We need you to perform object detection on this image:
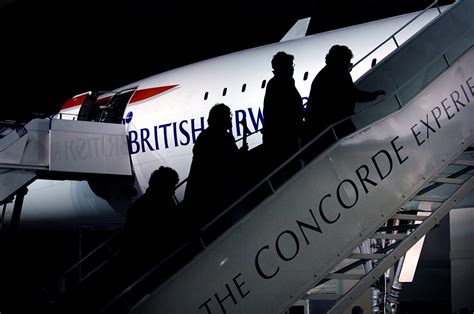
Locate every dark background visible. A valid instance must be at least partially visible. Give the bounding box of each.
[2,0,452,120]
[2,1,455,313]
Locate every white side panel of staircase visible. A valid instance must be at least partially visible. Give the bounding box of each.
[133,48,473,314]
[0,133,28,164]
[21,120,50,166]
[353,0,474,128]
[49,120,132,175]
[0,119,50,167]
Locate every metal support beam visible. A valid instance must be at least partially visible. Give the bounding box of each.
[327,177,474,314]
[9,187,28,233]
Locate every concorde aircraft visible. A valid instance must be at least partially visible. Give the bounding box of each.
[1,5,449,229]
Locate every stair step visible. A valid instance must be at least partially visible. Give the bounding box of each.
[450,160,474,167]
[347,253,385,260]
[371,233,407,240]
[325,273,364,280]
[431,177,465,184]
[302,293,340,300]
[392,213,430,221]
[411,195,447,202]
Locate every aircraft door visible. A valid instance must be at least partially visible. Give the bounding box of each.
[98,89,135,124]
[77,92,100,121]
[77,89,136,124]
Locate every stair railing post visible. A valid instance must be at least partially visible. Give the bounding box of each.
[9,187,28,233]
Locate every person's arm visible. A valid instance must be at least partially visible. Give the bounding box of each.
[355,88,385,102]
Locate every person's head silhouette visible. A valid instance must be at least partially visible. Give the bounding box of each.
[271,51,294,77]
[351,305,364,314]
[147,166,179,194]
[208,103,232,130]
[326,45,354,71]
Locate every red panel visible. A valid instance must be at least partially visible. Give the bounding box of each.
[129,85,178,104]
[61,92,89,110]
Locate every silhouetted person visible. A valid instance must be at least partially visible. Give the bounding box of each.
[305,45,385,143]
[184,103,248,230]
[262,51,304,184]
[123,166,180,263]
[62,167,180,314]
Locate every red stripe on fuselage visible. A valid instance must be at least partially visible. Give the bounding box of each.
[61,93,89,110]
[60,85,178,110]
[129,85,178,104]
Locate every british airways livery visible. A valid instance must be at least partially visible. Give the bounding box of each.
[0,5,451,227]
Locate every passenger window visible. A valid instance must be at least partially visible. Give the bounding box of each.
[303,72,309,81]
[261,80,266,89]
[222,88,227,96]
[241,84,246,92]
[204,92,209,100]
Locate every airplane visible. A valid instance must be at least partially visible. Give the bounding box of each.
[1,4,450,230]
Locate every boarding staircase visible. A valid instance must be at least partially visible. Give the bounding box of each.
[298,147,473,313]
[0,117,132,228]
[55,1,474,313]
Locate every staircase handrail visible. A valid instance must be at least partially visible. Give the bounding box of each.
[64,229,123,277]
[352,0,441,70]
